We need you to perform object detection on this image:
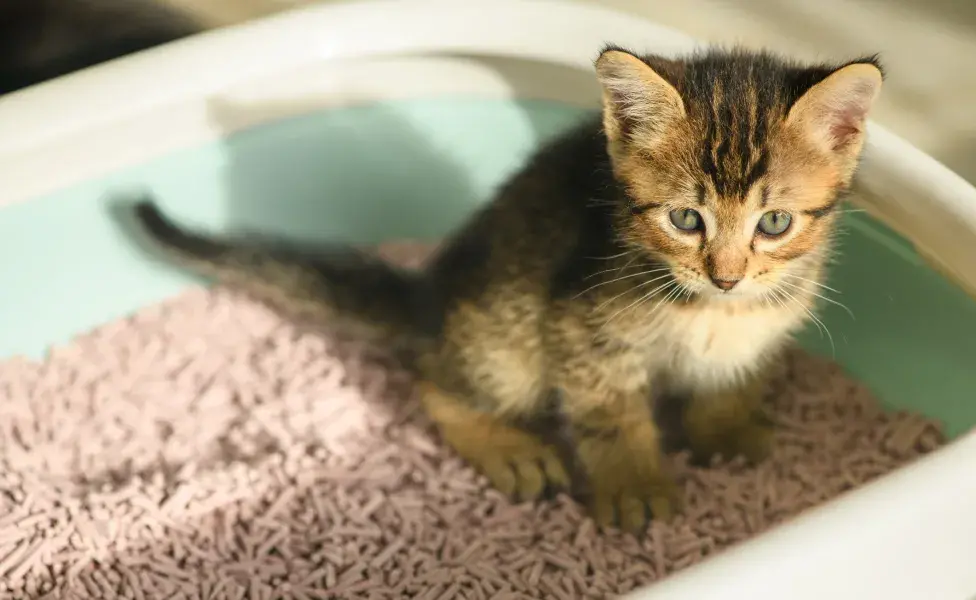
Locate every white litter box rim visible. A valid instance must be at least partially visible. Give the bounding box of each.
[1,1,975,598]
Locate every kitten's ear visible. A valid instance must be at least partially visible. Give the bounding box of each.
[786,61,883,161]
[595,49,685,145]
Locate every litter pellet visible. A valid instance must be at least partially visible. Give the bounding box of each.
[0,242,949,599]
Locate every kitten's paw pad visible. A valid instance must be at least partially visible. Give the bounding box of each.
[691,420,774,465]
[589,470,682,532]
[445,427,570,502]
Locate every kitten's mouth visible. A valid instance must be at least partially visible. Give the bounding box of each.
[694,281,762,302]
[669,269,765,303]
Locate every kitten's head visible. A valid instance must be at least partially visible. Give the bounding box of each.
[596,46,883,301]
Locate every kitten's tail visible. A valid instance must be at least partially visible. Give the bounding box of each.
[118,198,437,348]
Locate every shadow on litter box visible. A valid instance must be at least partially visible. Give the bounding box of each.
[204,95,481,245]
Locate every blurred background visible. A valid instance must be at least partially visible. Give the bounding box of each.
[3,0,974,183]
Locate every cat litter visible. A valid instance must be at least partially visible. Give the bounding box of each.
[0,243,944,599]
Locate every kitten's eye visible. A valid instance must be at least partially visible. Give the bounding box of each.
[757,210,792,236]
[669,209,703,232]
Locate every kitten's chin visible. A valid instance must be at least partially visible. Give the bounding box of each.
[701,289,748,303]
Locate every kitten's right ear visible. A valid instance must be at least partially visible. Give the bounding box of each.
[786,60,883,164]
[595,49,685,145]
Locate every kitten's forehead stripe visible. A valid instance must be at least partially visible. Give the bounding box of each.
[644,48,878,203]
[692,59,774,200]
[701,81,724,188]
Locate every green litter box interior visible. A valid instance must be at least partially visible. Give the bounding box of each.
[2,97,974,438]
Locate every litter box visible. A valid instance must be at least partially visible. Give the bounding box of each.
[1,0,975,597]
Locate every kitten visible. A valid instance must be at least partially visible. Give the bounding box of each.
[119,46,883,532]
[0,0,199,95]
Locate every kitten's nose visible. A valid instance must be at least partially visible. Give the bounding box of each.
[710,276,740,291]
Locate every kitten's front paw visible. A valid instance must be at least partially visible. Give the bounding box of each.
[589,467,682,533]
[420,382,571,502]
[442,423,571,502]
[576,425,682,532]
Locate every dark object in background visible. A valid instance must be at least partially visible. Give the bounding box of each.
[0,0,201,96]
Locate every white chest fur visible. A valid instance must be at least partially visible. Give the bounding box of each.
[655,301,807,391]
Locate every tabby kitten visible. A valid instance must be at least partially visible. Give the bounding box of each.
[120,46,883,532]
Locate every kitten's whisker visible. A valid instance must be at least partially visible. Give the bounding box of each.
[770,286,810,329]
[676,282,694,303]
[577,268,673,301]
[780,273,842,295]
[653,284,684,313]
[583,254,642,280]
[599,279,677,331]
[645,281,684,317]
[779,280,855,320]
[581,260,667,283]
[768,287,789,312]
[643,281,686,320]
[592,272,674,311]
[777,286,836,357]
[587,250,637,261]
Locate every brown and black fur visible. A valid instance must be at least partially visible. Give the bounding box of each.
[120,46,884,532]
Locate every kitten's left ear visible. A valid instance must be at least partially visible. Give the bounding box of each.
[595,48,685,145]
[786,61,883,162]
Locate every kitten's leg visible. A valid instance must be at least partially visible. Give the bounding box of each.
[418,381,570,501]
[415,294,570,502]
[563,383,681,532]
[683,374,774,465]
